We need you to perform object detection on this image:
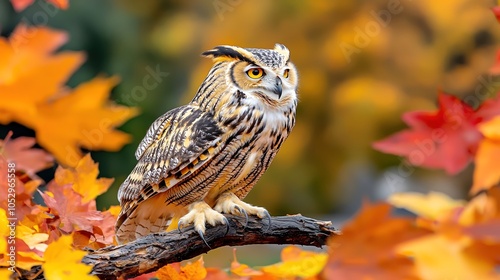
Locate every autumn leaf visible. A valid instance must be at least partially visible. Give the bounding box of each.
[0,152,43,220]
[389,189,500,279]
[11,239,45,270]
[230,249,263,277]
[0,269,12,279]
[0,25,83,126]
[105,205,121,219]
[0,132,54,177]
[388,192,466,221]
[156,258,207,280]
[16,222,49,252]
[35,77,139,167]
[55,154,114,202]
[397,234,498,279]
[0,209,9,255]
[0,25,138,167]
[260,246,327,279]
[10,0,68,11]
[472,116,500,194]
[373,92,484,174]
[461,188,500,225]
[43,235,98,280]
[322,203,429,279]
[39,183,102,233]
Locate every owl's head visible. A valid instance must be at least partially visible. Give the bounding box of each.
[202,44,298,107]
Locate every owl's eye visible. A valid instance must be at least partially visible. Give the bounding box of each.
[283,69,290,78]
[246,68,265,79]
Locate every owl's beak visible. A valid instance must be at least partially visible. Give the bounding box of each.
[273,77,283,99]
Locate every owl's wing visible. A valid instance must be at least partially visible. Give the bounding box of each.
[117,105,223,213]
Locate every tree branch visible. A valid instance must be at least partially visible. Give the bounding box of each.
[17,214,338,280]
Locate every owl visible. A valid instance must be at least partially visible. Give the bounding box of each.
[115,44,298,244]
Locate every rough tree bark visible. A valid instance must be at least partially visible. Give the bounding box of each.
[16,214,339,280]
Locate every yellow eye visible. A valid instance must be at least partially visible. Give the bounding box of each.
[246,68,264,79]
[283,69,290,78]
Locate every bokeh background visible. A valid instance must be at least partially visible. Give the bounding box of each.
[2,0,500,266]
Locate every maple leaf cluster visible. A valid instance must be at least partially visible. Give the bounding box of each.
[0,24,139,167]
[0,136,116,279]
[373,92,500,194]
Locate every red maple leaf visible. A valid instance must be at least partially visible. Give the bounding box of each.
[39,182,104,234]
[373,92,484,174]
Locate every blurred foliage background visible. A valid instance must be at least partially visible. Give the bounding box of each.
[1,0,500,264]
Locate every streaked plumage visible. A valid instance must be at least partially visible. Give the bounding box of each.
[115,44,298,244]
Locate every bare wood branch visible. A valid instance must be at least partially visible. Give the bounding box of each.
[17,214,338,280]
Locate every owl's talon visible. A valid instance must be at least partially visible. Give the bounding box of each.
[214,192,270,231]
[177,201,227,247]
[263,210,271,231]
[197,229,211,249]
[234,205,249,228]
[222,216,230,235]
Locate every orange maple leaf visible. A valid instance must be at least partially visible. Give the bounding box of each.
[322,202,429,280]
[0,25,138,167]
[0,25,83,126]
[389,189,500,279]
[10,0,68,11]
[472,116,500,194]
[35,76,139,167]
[55,154,113,202]
[156,258,207,280]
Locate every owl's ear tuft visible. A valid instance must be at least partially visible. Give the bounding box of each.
[202,46,254,64]
[274,43,290,62]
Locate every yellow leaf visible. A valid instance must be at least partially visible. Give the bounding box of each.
[16,250,45,270]
[55,154,114,202]
[397,234,498,280]
[105,205,121,219]
[0,268,12,279]
[43,235,98,280]
[156,257,207,280]
[388,192,465,220]
[459,188,500,225]
[260,246,327,278]
[16,223,48,252]
[0,209,9,254]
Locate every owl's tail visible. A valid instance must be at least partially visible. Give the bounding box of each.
[115,193,176,244]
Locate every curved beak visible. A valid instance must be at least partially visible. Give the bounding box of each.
[273,77,283,99]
